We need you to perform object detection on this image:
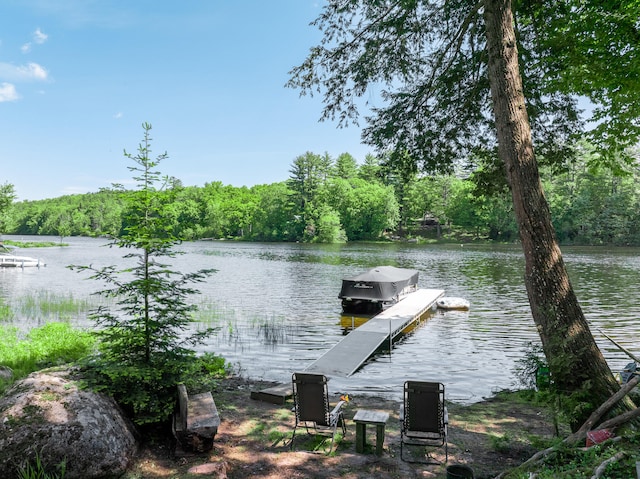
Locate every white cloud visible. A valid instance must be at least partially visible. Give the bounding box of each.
[21,29,48,54]
[114,112,123,119]
[33,28,48,44]
[0,83,20,102]
[0,62,49,82]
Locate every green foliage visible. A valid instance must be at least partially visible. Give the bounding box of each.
[0,297,12,321]
[317,177,399,241]
[333,152,358,179]
[307,204,347,243]
[0,182,16,234]
[17,453,66,479]
[249,182,297,241]
[543,142,640,245]
[514,342,549,390]
[513,342,605,434]
[14,291,93,321]
[504,433,640,478]
[0,323,95,394]
[4,142,640,245]
[2,240,63,248]
[287,151,332,212]
[25,323,95,367]
[9,189,124,237]
[521,1,640,163]
[81,352,228,425]
[71,123,222,425]
[488,432,513,453]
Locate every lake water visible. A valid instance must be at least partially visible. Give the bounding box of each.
[1,236,639,404]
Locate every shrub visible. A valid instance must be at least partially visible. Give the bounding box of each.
[71,123,223,425]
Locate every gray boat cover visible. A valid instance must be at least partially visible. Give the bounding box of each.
[338,266,419,302]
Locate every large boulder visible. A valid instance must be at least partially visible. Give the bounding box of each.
[0,368,138,478]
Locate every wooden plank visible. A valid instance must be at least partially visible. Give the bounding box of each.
[250,383,293,405]
[306,289,444,377]
[353,409,390,425]
[187,392,220,431]
[175,383,189,432]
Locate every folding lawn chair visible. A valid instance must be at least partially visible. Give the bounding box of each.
[400,380,448,464]
[290,372,346,452]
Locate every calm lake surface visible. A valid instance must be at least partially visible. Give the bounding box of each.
[2,236,639,403]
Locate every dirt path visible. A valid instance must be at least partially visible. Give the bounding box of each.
[126,377,562,479]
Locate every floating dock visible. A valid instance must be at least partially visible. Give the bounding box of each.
[305,288,444,378]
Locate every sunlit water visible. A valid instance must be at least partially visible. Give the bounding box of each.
[1,236,639,404]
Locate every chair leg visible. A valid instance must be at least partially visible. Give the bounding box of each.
[329,419,340,453]
[327,413,346,454]
[290,422,298,450]
[329,425,336,453]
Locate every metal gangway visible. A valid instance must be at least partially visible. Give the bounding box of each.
[305,288,445,377]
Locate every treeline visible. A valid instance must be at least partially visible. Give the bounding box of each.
[4,149,640,245]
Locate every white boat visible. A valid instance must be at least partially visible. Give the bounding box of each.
[0,244,44,268]
[436,297,470,311]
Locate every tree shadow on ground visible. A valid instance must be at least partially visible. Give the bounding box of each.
[124,378,564,479]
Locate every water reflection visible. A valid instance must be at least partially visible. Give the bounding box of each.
[1,236,639,403]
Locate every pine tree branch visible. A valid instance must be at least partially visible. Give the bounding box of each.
[415,1,484,109]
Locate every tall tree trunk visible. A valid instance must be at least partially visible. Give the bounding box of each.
[482,0,627,430]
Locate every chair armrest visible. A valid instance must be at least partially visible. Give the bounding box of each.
[329,400,346,426]
[331,400,346,416]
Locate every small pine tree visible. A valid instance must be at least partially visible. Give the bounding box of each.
[71,123,220,424]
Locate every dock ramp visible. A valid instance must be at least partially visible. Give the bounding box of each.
[305,288,444,377]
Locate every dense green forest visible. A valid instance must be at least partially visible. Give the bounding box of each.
[2,145,640,245]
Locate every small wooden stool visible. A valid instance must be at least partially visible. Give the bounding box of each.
[353,409,389,455]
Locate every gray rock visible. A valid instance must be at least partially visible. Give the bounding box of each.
[0,365,13,380]
[0,368,138,478]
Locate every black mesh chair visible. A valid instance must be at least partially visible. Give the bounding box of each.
[400,381,448,463]
[290,372,346,452]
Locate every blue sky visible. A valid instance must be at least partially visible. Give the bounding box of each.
[0,1,373,201]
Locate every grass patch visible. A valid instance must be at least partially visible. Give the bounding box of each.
[489,432,513,452]
[192,300,227,325]
[0,298,12,322]
[14,291,94,321]
[3,240,66,248]
[17,453,66,479]
[0,322,95,393]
